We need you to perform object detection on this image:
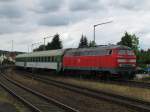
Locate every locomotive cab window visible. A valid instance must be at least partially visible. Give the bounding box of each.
[108,50,112,55]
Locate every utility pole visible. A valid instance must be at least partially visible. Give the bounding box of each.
[11,40,14,52]
[93,21,113,44]
[31,42,43,52]
[43,35,53,51]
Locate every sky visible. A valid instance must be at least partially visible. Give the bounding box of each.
[0,0,150,52]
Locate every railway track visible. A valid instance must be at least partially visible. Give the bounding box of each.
[21,70,150,90]
[0,73,79,112]
[9,71,150,112]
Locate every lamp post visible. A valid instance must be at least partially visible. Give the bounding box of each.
[43,36,53,51]
[93,21,113,45]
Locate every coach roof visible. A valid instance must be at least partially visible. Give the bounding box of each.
[16,49,65,58]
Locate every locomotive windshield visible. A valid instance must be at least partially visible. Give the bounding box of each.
[118,50,134,55]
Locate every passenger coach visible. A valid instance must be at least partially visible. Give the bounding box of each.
[15,49,65,72]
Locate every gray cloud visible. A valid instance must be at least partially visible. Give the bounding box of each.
[69,0,102,11]
[33,0,63,13]
[0,0,150,51]
[0,18,37,34]
[0,1,25,18]
[0,5,23,18]
[38,10,93,27]
[0,0,15,2]
[38,13,69,26]
[107,0,149,11]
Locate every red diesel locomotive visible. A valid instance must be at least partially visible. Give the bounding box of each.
[63,45,136,79]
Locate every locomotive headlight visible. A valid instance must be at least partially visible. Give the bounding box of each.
[132,64,136,67]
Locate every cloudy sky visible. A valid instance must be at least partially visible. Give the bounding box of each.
[0,0,150,52]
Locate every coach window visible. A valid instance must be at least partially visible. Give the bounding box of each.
[53,57,55,62]
[51,56,54,62]
[47,57,50,62]
[43,57,45,62]
[54,57,56,62]
[36,57,38,62]
[44,57,46,62]
[45,57,47,62]
[46,57,48,62]
[38,57,40,62]
[46,57,49,62]
[51,56,53,62]
[40,57,42,62]
[49,57,51,62]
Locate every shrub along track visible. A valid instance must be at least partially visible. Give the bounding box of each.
[5,70,150,112]
[0,73,79,112]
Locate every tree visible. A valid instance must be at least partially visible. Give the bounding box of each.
[78,35,89,48]
[132,34,139,51]
[117,32,139,51]
[46,34,62,50]
[33,33,63,51]
[89,41,96,47]
[33,45,45,52]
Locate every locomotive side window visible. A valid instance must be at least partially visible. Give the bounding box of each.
[118,50,126,55]
[118,50,134,55]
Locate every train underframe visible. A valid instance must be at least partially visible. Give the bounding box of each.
[15,65,136,80]
[62,67,136,80]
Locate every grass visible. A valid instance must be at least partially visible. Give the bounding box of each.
[46,76,150,102]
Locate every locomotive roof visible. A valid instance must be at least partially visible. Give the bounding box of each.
[97,45,131,49]
[16,49,65,58]
[66,45,131,52]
